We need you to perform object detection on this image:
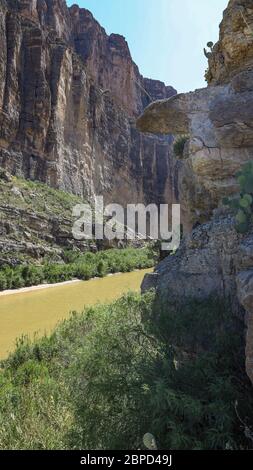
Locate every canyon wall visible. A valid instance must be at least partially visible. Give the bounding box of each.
[137,0,253,385]
[0,0,176,206]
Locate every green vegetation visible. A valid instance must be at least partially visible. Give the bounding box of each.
[0,292,252,450]
[173,136,188,159]
[223,161,253,233]
[0,247,156,291]
[0,174,82,217]
[0,172,87,265]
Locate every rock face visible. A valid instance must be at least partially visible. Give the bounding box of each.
[137,0,253,384]
[0,170,86,265]
[137,81,253,231]
[0,0,176,207]
[70,5,175,117]
[142,213,248,312]
[206,0,253,86]
[138,2,253,231]
[141,211,253,384]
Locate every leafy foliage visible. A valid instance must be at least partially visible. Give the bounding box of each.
[0,247,156,291]
[0,293,252,450]
[173,136,188,159]
[223,161,253,233]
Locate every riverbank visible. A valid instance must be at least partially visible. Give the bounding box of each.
[0,269,150,297]
[0,246,157,292]
[0,268,153,360]
[1,289,252,450]
[0,279,82,297]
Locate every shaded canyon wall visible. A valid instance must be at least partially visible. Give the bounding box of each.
[0,0,176,207]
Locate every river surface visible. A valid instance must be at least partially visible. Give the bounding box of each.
[0,269,152,360]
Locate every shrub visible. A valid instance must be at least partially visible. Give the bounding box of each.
[173,136,188,159]
[21,266,44,287]
[73,264,95,280]
[69,295,253,450]
[11,273,25,289]
[0,247,155,291]
[223,160,253,233]
[1,292,252,450]
[97,260,107,277]
[0,273,7,291]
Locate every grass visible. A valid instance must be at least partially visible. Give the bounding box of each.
[0,175,82,217]
[0,292,252,450]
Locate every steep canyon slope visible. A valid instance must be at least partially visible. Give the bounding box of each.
[0,0,176,206]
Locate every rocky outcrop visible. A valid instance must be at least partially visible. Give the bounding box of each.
[142,213,247,311]
[138,1,253,231]
[141,210,253,384]
[206,0,253,86]
[137,80,253,231]
[0,0,176,208]
[0,171,88,265]
[70,5,175,117]
[137,0,253,384]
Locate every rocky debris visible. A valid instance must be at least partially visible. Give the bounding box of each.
[0,0,176,209]
[0,239,63,265]
[0,169,12,183]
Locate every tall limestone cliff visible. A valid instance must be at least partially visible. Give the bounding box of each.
[137,0,253,385]
[0,0,176,207]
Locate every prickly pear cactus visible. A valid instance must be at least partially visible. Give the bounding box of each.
[143,433,158,450]
[223,161,253,234]
[204,41,214,59]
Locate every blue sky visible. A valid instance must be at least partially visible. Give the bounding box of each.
[67,0,228,93]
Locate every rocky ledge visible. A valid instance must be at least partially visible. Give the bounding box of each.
[137,0,253,385]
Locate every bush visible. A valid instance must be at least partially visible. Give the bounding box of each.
[0,247,156,291]
[73,264,95,280]
[11,273,25,289]
[97,260,107,277]
[173,136,189,159]
[223,160,253,233]
[0,273,7,291]
[1,293,253,450]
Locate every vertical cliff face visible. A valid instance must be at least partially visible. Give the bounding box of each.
[137,0,253,385]
[206,0,253,86]
[0,0,176,206]
[138,0,253,231]
[69,5,175,116]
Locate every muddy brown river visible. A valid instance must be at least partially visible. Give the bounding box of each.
[0,269,152,360]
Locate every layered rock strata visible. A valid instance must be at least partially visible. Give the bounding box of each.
[0,0,176,207]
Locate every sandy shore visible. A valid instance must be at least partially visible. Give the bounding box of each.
[0,271,133,298]
[0,279,82,297]
[0,269,152,298]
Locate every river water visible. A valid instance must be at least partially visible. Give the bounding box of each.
[0,269,152,359]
